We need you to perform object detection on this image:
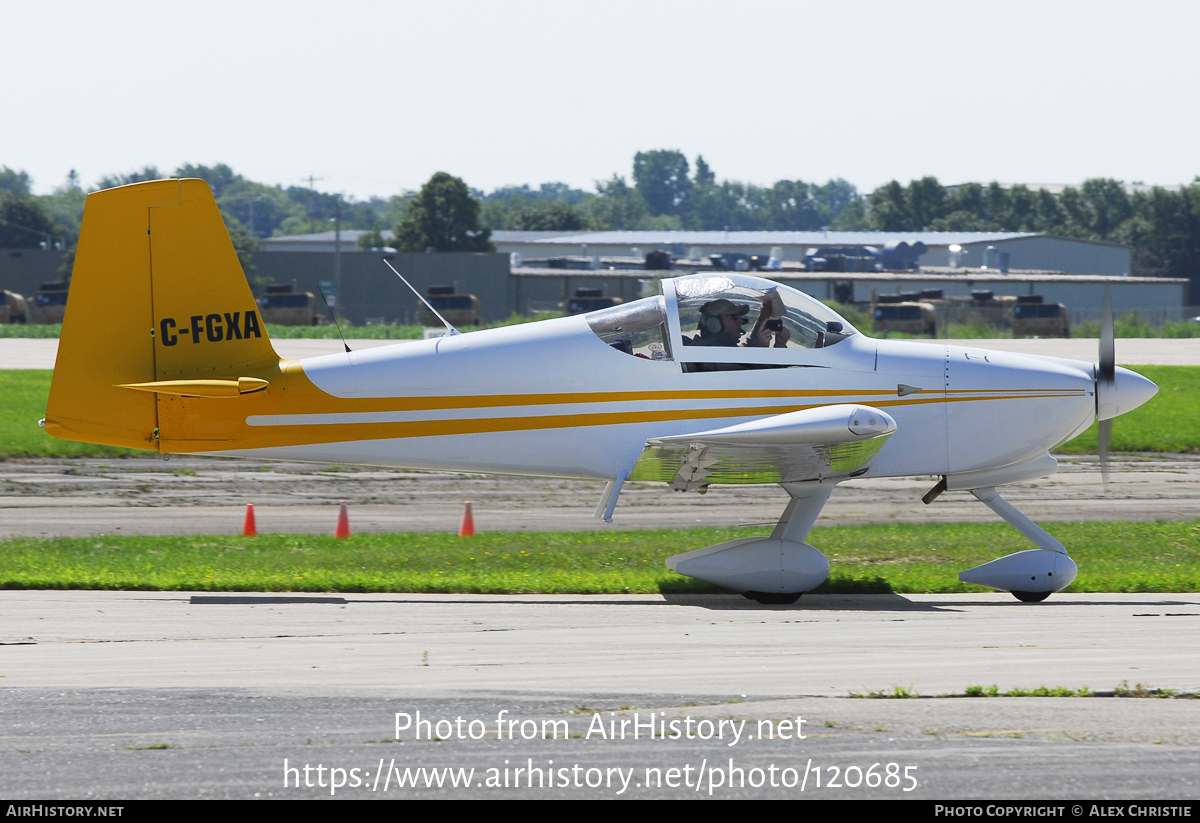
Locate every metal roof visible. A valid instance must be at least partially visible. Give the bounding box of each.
[490,231,588,242]
[502,231,1038,246]
[510,267,1185,285]
[260,229,389,245]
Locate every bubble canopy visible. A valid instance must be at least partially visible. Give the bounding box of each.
[668,273,857,351]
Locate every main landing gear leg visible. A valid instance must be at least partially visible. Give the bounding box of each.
[746,481,836,604]
[665,481,836,605]
[959,486,1078,602]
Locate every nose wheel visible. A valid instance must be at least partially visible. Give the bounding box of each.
[744,591,803,605]
[1010,590,1052,603]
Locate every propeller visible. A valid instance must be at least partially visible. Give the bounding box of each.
[1096,287,1115,491]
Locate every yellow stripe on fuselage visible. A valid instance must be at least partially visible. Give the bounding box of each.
[156,357,1088,452]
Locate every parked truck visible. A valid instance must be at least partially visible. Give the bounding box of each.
[872,289,1069,337]
[30,283,69,324]
[421,285,481,327]
[0,290,28,324]
[566,287,624,315]
[1011,295,1071,337]
[871,290,939,335]
[257,283,322,326]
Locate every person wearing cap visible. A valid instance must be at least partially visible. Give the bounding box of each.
[686,298,790,349]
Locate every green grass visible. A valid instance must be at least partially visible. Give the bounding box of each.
[0,371,144,457]
[0,520,1195,593]
[873,314,1200,340]
[264,323,427,339]
[851,685,919,699]
[1075,315,1200,339]
[0,324,62,338]
[876,322,1015,340]
[869,684,1196,699]
[3,365,1196,458]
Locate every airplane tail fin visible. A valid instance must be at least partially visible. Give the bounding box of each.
[45,179,280,451]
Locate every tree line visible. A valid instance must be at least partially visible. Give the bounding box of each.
[2,153,1198,295]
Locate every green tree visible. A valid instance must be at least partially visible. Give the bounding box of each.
[945,183,985,220]
[581,176,647,230]
[1004,185,1038,231]
[394,172,493,252]
[97,166,163,189]
[906,176,947,230]
[356,227,389,250]
[929,210,992,231]
[867,181,912,230]
[633,150,692,216]
[1134,183,1200,300]
[174,163,240,198]
[37,171,88,248]
[509,200,593,231]
[1076,178,1134,240]
[0,166,33,195]
[0,191,58,248]
[222,214,260,282]
[763,180,819,230]
[828,197,869,229]
[812,179,861,227]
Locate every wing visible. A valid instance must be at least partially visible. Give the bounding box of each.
[629,404,897,491]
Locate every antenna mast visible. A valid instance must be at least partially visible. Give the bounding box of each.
[382,259,459,337]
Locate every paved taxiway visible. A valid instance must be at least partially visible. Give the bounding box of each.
[1,452,1196,537]
[2,591,1199,798]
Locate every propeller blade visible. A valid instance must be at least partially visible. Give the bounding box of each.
[1098,286,1115,382]
[1098,417,1111,493]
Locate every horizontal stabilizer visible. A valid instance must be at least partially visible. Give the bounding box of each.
[116,377,269,398]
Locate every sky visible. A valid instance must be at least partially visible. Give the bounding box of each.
[3,0,1198,201]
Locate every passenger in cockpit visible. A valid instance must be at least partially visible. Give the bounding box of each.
[685,298,790,349]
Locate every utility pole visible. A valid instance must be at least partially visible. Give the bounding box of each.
[334,196,342,318]
[302,174,323,234]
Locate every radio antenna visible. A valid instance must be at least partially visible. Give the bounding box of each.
[382,259,459,336]
[316,287,351,353]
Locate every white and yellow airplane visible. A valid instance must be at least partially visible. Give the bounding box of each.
[43,179,1158,603]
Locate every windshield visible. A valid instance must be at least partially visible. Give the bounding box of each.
[586,295,673,361]
[672,274,855,350]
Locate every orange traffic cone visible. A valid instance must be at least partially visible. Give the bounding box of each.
[242,504,257,537]
[335,500,351,539]
[458,501,475,537]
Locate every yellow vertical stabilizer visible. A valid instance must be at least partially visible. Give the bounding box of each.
[45,179,280,451]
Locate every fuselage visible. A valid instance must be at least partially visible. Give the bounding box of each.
[215,275,1110,485]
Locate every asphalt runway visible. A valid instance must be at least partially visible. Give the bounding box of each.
[2,591,1198,799]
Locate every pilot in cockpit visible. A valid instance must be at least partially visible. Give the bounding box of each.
[685,297,791,349]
